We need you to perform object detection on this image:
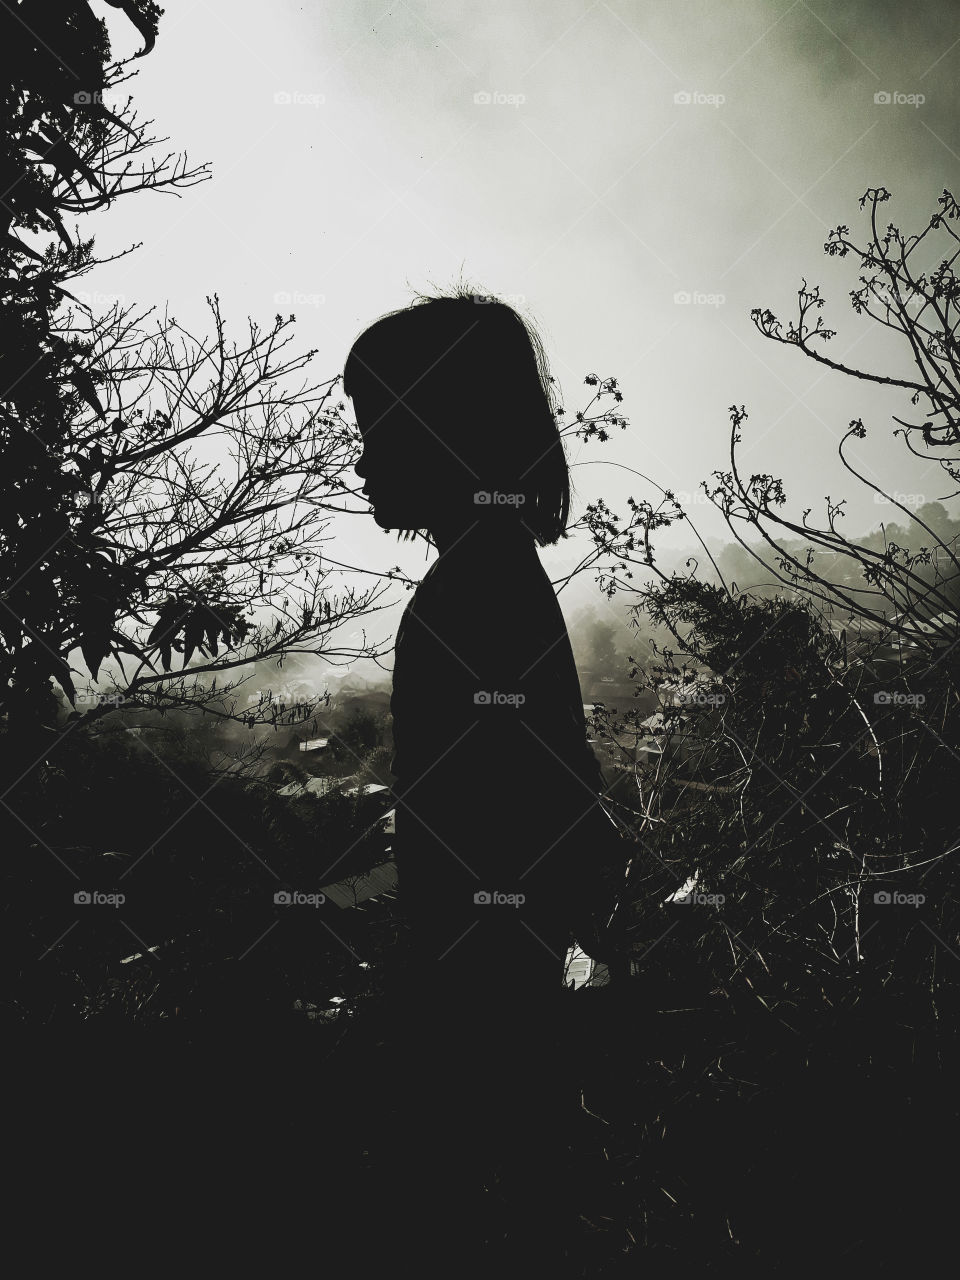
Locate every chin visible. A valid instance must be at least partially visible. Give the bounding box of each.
[373,507,422,532]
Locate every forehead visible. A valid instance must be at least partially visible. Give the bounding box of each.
[354,394,424,446]
[349,365,408,414]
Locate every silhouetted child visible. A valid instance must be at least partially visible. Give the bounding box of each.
[345,290,610,1264]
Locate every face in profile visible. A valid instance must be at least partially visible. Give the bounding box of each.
[352,386,472,534]
[345,294,570,547]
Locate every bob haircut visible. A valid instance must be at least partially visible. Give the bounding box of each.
[343,290,570,546]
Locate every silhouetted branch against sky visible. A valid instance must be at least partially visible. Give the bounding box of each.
[5,0,960,698]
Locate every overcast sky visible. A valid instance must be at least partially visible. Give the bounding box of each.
[84,0,960,662]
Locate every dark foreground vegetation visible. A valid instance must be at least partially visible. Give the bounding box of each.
[5,621,956,1275]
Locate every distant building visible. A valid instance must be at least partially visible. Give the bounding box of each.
[578,667,642,711]
[636,710,705,766]
[340,782,391,798]
[829,614,952,669]
[657,673,723,707]
[903,610,956,648]
[564,944,610,989]
[319,857,398,908]
[277,775,348,800]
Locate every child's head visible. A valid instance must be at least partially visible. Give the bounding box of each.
[344,291,570,545]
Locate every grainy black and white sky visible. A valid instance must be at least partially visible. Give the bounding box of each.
[84,0,960,636]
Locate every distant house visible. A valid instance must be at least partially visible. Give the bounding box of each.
[637,711,679,756]
[277,775,347,800]
[657,673,723,708]
[578,667,639,709]
[319,857,398,908]
[298,737,330,754]
[276,775,395,806]
[564,944,610,989]
[905,610,956,648]
[830,613,955,668]
[340,782,390,798]
[635,730,665,765]
[588,732,640,775]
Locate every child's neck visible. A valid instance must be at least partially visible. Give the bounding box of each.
[430,510,531,556]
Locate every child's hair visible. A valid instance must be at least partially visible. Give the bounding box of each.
[343,289,570,546]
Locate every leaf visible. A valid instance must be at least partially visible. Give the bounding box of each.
[52,657,76,706]
[203,610,221,657]
[80,632,111,682]
[38,131,104,195]
[102,0,160,56]
[67,365,106,421]
[3,234,45,263]
[113,631,158,674]
[147,599,188,647]
[182,612,206,666]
